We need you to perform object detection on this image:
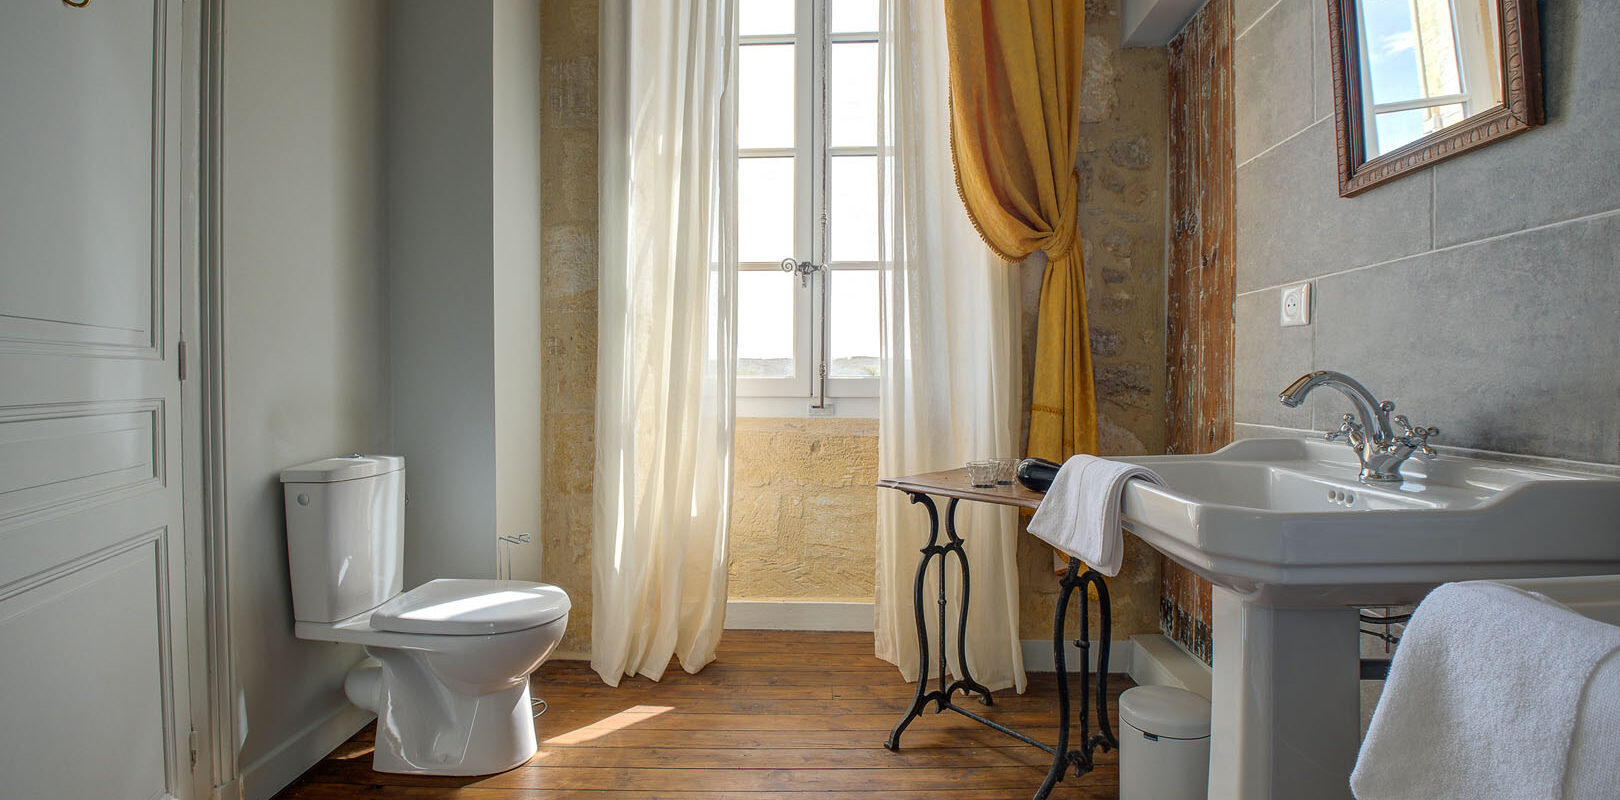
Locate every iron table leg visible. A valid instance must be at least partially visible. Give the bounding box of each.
[942,497,994,706]
[1033,558,1117,800]
[886,492,941,751]
[885,493,995,752]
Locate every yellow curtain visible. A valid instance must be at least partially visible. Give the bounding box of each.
[943,0,1097,465]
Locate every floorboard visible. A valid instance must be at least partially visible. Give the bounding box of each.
[274,630,1130,799]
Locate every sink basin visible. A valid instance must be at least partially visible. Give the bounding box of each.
[1117,437,1620,607]
[1113,437,1620,800]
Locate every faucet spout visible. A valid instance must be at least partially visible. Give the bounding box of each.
[1278,370,1393,442]
[1278,371,1437,484]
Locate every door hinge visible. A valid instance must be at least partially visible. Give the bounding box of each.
[818,362,828,379]
[178,340,188,382]
[189,727,199,769]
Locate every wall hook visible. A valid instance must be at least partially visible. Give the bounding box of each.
[62,0,90,7]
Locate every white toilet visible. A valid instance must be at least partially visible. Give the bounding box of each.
[281,454,569,776]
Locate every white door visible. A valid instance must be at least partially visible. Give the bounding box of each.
[0,2,193,798]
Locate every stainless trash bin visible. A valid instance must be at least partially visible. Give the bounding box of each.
[1119,685,1212,800]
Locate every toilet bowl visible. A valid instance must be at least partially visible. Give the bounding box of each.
[281,455,570,776]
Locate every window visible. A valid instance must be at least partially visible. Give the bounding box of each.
[735,0,882,417]
[1356,0,1503,157]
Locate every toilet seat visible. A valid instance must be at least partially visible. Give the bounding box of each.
[372,579,570,635]
[296,579,570,650]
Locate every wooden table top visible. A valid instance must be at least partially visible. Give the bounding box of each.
[875,468,1046,511]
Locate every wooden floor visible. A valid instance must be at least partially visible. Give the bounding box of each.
[275,630,1131,799]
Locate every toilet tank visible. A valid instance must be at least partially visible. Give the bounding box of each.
[280,454,406,623]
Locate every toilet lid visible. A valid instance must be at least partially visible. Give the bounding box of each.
[370,579,570,635]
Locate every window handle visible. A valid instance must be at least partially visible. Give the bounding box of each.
[780,257,823,288]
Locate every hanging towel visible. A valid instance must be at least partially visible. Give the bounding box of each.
[1351,581,1620,800]
[1025,454,1162,577]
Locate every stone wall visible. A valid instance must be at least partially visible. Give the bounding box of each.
[1015,0,1170,641]
[729,418,878,602]
[538,0,598,658]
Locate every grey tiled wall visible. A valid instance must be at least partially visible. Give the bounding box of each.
[1232,0,1620,464]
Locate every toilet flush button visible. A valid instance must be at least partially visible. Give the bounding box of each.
[297,493,311,506]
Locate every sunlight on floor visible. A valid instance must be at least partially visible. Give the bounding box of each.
[332,741,374,761]
[542,704,675,746]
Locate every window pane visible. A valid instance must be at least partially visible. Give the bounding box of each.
[1372,103,1466,156]
[829,42,878,147]
[828,270,880,378]
[737,271,796,377]
[740,44,795,149]
[1360,0,1462,106]
[830,0,879,33]
[829,155,878,262]
[738,157,795,263]
[740,0,795,36]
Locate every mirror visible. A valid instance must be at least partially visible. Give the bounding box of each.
[1325,0,1543,196]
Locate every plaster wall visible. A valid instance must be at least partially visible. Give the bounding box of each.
[386,0,500,585]
[1232,0,1619,465]
[387,0,545,587]
[219,0,389,788]
[492,0,546,581]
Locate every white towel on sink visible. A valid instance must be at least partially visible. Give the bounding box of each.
[1351,581,1620,800]
[1025,454,1163,577]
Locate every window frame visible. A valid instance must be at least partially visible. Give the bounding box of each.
[735,0,880,419]
[1356,0,1495,157]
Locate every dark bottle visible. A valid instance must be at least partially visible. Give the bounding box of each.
[1015,457,1063,493]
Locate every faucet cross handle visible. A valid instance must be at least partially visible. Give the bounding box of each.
[1392,414,1439,457]
[1325,413,1364,445]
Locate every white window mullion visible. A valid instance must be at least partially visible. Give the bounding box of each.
[789,0,817,403]
[808,0,831,409]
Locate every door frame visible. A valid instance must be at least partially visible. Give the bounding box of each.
[179,0,238,796]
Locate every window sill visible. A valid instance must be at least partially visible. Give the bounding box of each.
[735,395,878,419]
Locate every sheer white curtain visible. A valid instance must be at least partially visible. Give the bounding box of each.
[874,0,1027,692]
[593,0,738,687]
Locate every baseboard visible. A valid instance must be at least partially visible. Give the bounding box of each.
[238,702,373,800]
[1020,638,1134,674]
[725,600,874,632]
[1126,633,1212,698]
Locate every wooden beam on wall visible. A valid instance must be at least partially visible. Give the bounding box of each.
[1161,0,1235,662]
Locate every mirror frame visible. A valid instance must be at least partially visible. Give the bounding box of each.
[1325,0,1544,197]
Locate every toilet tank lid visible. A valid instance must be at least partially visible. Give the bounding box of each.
[1119,685,1212,739]
[280,454,404,483]
[371,579,571,635]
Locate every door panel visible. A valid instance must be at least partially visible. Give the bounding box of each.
[0,1,190,797]
[0,0,160,354]
[0,401,163,526]
[0,532,173,800]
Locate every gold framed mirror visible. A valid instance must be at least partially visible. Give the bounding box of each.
[1325,0,1543,197]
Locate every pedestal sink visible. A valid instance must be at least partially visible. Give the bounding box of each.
[1114,438,1620,800]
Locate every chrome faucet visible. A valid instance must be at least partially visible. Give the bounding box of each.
[1279,370,1438,483]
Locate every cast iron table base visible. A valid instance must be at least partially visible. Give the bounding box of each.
[879,485,1118,800]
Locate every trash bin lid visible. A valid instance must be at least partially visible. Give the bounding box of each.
[1119,685,1212,739]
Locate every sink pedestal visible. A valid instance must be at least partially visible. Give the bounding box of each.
[1209,588,1361,800]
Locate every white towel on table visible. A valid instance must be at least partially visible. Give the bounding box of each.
[1025,454,1162,577]
[1352,580,1620,800]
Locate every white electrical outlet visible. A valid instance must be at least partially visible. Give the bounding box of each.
[1280,282,1312,327]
